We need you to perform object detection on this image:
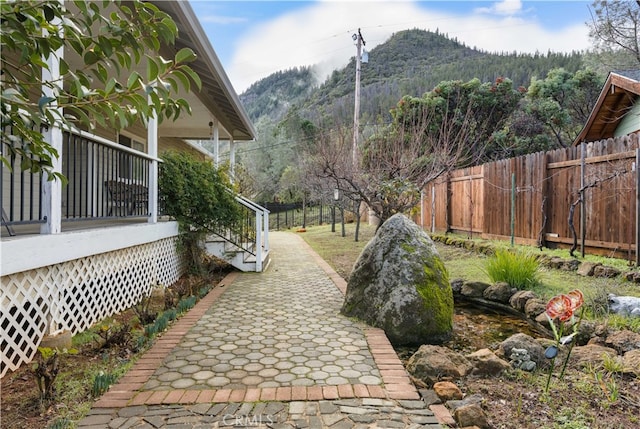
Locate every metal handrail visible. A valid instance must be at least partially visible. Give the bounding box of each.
[208,193,269,270]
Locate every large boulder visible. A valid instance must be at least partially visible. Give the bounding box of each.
[341,214,453,345]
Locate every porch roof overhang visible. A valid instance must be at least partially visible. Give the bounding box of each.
[61,0,256,143]
[154,1,256,142]
[573,71,640,145]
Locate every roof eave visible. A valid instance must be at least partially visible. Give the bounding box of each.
[162,1,257,141]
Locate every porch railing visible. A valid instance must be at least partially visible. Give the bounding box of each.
[62,130,151,220]
[209,193,270,271]
[2,128,154,233]
[0,125,45,228]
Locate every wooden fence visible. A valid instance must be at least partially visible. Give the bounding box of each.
[418,133,640,262]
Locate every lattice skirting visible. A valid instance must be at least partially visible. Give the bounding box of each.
[1,237,184,378]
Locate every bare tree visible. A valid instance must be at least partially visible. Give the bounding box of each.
[305,78,521,234]
[588,0,640,68]
[309,96,478,230]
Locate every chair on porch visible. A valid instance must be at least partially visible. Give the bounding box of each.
[105,180,148,216]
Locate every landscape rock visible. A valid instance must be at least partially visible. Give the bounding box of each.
[547,257,565,269]
[608,294,640,317]
[594,265,621,278]
[451,278,465,295]
[587,336,607,347]
[574,320,597,346]
[509,290,536,312]
[605,330,640,354]
[446,393,485,413]
[453,404,489,429]
[483,282,514,303]
[406,345,471,385]
[523,298,547,319]
[561,259,580,271]
[570,344,618,367]
[342,214,453,346]
[466,348,511,376]
[433,381,463,401]
[497,333,546,367]
[461,281,490,298]
[39,330,72,349]
[418,389,442,405]
[577,262,600,276]
[622,350,640,376]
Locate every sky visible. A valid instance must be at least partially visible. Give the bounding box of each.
[189,0,595,94]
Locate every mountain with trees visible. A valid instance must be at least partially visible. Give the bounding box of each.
[240,66,318,123]
[240,29,585,128]
[305,29,583,122]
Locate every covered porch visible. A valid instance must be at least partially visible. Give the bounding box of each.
[0,1,267,378]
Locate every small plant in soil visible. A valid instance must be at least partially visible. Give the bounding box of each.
[133,294,158,325]
[95,322,132,349]
[91,371,116,397]
[31,347,78,404]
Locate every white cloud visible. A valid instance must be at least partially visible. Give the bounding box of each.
[226,1,590,93]
[475,0,523,16]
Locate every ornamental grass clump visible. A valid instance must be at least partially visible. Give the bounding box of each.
[484,249,540,290]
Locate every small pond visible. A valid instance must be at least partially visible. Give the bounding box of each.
[396,304,543,359]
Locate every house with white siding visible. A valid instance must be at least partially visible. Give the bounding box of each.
[1,1,268,378]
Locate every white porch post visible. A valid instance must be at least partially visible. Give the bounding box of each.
[40,5,63,336]
[40,25,63,235]
[255,210,263,272]
[147,99,158,224]
[229,135,235,182]
[212,118,219,168]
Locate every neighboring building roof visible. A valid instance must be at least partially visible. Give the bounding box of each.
[574,70,640,144]
[155,1,256,142]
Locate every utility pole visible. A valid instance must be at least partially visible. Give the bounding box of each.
[352,28,365,170]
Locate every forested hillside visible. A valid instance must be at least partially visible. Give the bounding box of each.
[240,67,317,122]
[304,29,584,125]
[241,29,585,127]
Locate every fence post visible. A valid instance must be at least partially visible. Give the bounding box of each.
[636,148,639,267]
[580,142,586,258]
[431,184,436,233]
[511,173,515,247]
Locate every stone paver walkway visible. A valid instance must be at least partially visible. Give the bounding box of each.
[77,232,445,428]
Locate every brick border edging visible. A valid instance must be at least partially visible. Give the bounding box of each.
[93,271,239,408]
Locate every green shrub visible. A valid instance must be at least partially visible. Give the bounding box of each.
[485,249,540,290]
